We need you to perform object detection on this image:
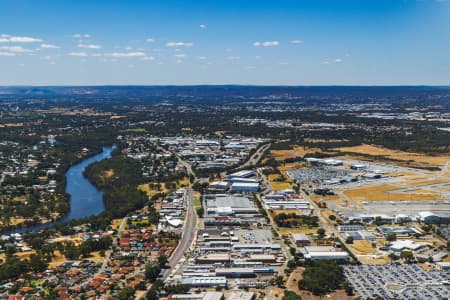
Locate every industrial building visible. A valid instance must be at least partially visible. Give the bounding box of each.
[204,195,259,216]
[418,211,450,223]
[230,182,260,192]
[181,276,227,287]
[300,246,349,261]
[291,234,312,247]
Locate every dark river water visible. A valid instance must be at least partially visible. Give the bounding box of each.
[6,146,115,234]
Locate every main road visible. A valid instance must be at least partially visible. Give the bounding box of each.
[153,142,199,280]
[162,187,197,279]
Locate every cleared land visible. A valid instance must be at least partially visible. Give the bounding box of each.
[138,183,168,197]
[267,173,292,190]
[342,184,442,202]
[334,144,450,168]
[268,146,322,161]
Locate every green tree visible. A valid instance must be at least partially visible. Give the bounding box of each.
[317,228,325,238]
[28,253,48,273]
[145,263,161,282]
[386,233,397,242]
[158,254,168,268]
[118,286,135,300]
[400,250,414,262]
[283,290,302,300]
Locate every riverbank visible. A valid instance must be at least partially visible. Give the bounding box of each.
[1,146,115,235]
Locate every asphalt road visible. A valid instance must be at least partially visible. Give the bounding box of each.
[241,143,271,168]
[162,187,197,280]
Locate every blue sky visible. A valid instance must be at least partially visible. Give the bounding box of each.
[0,0,449,85]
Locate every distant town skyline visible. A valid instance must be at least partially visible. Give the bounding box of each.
[1,0,449,85]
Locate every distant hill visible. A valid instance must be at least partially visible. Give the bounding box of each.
[0,85,449,98]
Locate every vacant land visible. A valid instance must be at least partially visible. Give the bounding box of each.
[138,183,167,197]
[267,173,292,190]
[335,144,450,168]
[343,184,442,202]
[348,240,377,255]
[286,267,354,300]
[269,146,322,161]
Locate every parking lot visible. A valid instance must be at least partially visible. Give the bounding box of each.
[286,166,351,184]
[343,264,450,300]
[437,225,450,240]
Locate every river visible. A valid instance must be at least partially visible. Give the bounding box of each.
[5,145,115,234]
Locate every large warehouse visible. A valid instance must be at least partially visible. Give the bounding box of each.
[205,195,259,216]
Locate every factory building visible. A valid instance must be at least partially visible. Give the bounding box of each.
[215,268,255,278]
[230,182,260,192]
[181,276,227,287]
[291,234,312,247]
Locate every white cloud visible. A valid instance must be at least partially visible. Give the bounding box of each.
[199,24,206,29]
[0,34,42,43]
[0,46,33,53]
[68,51,88,57]
[41,44,60,49]
[78,44,101,49]
[166,41,193,47]
[0,52,16,56]
[43,55,52,60]
[146,38,155,43]
[109,52,146,58]
[175,54,186,58]
[176,59,183,64]
[290,40,303,44]
[197,56,207,60]
[72,33,90,38]
[322,58,343,64]
[91,53,103,57]
[253,41,279,47]
[142,56,155,61]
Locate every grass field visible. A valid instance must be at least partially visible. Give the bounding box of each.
[271,209,302,216]
[193,194,202,210]
[342,184,442,201]
[268,146,322,161]
[334,144,450,167]
[267,174,292,190]
[176,177,190,188]
[348,240,377,255]
[278,162,308,172]
[278,227,323,235]
[138,183,168,197]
